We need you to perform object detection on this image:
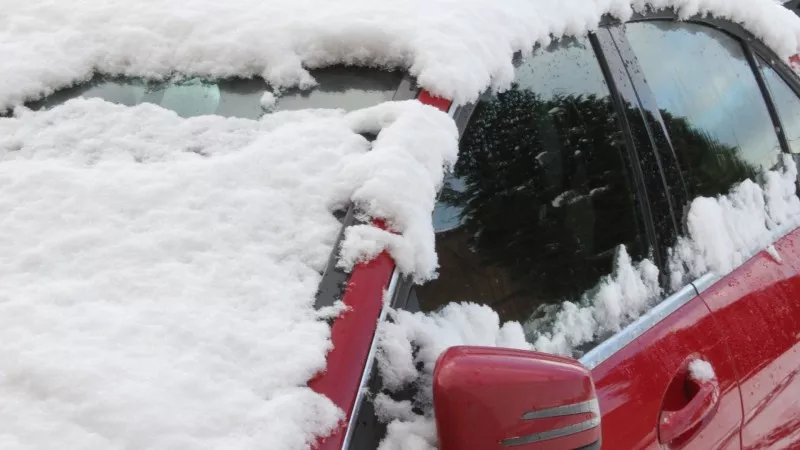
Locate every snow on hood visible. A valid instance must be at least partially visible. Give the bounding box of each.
[0,99,456,449]
[2,0,800,110]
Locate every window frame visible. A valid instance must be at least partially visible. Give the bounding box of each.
[584,11,800,368]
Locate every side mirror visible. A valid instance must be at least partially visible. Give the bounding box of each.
[433,346,601,450]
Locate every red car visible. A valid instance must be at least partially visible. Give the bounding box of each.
[310,11,800,450]
[18,7,800,450]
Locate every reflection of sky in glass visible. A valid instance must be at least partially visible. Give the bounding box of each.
[433,35,608,232]
[513,37,610,101]
[758,57,800,154]
[32,68,403,120]
[626,22,781,170]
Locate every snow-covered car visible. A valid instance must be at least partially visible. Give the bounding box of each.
[2,1,800,450]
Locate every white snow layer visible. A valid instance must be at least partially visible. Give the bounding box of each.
[376,157,800,450]
[0,98,456,450]
[668,154,800,290]
[688,359,716,383]
[2,0,800,111]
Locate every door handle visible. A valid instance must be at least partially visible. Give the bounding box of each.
[658,369,720,445]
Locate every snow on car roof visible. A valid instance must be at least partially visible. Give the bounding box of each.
[2,0,800,110]
[2,1,800,449]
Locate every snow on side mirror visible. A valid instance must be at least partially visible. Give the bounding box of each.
[433,346,601,450]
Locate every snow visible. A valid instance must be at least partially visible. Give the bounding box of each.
[0,98,455,449]
[260,91,278,110]
[766,244,783,263]
[668,155,800,290]
[688,359,716,382]
[2,0,800,111]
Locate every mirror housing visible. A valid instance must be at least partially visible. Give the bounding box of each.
[433,346,601,450]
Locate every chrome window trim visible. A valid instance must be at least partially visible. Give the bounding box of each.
[581,222,799,370]
[340,269,399,450]
[579,282,697,370]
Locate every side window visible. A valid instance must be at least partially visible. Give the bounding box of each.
[625,21,782,198]
[414,36,647,342]
[25,67,404,119]
[757,57,800,154]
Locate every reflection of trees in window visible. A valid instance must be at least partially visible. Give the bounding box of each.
[417,82,755,327]
[660,110,756,199]
[418,84,644,321]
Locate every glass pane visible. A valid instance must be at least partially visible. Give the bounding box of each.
[758,57,800,153]
[419,37,645,339]
[625,21,781,198]
[27,67,403,119]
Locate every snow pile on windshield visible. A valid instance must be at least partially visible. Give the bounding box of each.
[375,157,800,450]
[3,0,800,110]
[0,98,455,449]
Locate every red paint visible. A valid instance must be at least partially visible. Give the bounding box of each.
[590,293,742,449]
[659,377,720,445]
[310,92,452,449]
[309,251,394,450]
[434,347,600,450]
[418,90,452,112]
[695,228,800,449]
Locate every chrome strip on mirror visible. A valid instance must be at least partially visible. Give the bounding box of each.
[521,398,600,420]
[501,417,601,447]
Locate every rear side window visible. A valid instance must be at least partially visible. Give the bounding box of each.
[757,57,800,154]
[415,36,647,339]
[625,21,782,198]
[26,67,404,119]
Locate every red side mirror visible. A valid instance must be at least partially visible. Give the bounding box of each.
[433,346,601,450]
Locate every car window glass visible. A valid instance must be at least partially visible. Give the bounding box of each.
[26,67,404,119]
[418,36,647,344]
[625,21,781,198]
[757,57,800,154]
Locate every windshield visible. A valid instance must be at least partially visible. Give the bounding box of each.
[27,67,404,119]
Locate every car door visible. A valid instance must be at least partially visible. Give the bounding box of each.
[620,16,800,449]
[577,24,746,450]
[691,49,800,449]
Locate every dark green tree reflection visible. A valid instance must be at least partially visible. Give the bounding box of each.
[417,83,754,327]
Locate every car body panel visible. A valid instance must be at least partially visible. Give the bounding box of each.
[695,227,800,449]
[590,293,742,449]
[310,250,394,450]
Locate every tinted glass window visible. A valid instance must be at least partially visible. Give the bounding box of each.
[758,57,800,153]
[416,37,646,337]
[27,67,403,119]
[625,21,781,198]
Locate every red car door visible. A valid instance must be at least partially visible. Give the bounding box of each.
[590,14,800,450]
[695,50,800,449]
[695,230,800,449]
[584,286,742,449]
